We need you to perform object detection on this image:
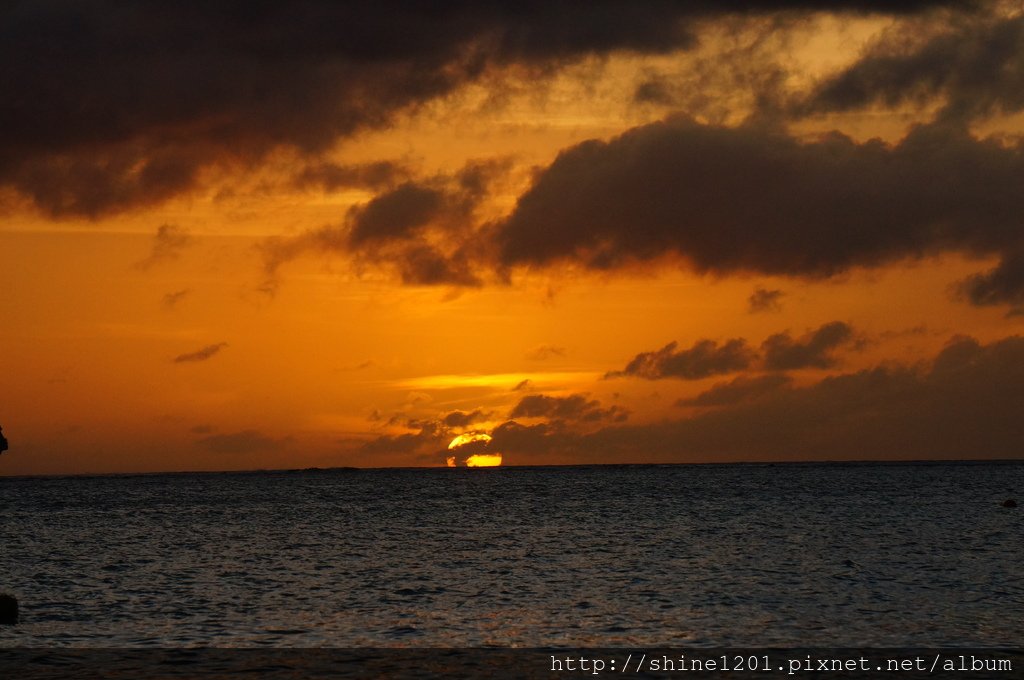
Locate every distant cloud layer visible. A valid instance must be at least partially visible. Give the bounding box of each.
[678,374,793,407]
[196,430,285,455]
[293,160,410,193]
[495,335,1024,463]
[345,332,1024,465]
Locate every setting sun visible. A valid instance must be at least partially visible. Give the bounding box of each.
[465,454,503,467]
[447,433,502,467]
[448,433,492,450]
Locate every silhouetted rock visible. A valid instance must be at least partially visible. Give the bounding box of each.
[0,425,8,454]
[0,593,17,625]
[1002,499,1018,508]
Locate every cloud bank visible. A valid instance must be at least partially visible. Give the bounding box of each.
[493,118,1024,279]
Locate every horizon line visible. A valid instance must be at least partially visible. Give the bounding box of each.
[2,457,1022,481]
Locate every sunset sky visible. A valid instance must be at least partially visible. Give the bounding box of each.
[3,0,1024,475]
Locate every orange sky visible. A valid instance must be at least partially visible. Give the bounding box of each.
[3,1,1024,474]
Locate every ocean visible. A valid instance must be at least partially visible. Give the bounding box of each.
[1,462,1021,650]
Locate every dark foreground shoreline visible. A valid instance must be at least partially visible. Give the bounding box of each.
[2,648,1022,680]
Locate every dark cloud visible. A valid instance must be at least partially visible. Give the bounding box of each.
[347,183,446,245]
[383,412,409,427]
[294,160,410,192]
[494,334,1024,463]
[489,420,572,458]
[260,161,505,288]
[395,244,481,287]
[761,321,855,370]
[345,160,508,247]
[135,224,192,270]
[607,338,756,380]
[509,393,629,423]
[609,321,858,382]
[677,373,792,407]
[446,436,494,460]
[879,324,932,340]
[492,117,1024,285]
[513,379,534,392]
[8,145,207,218]
[442,409,491,428]
[633,76,676,105]
[196,429,284,455]
[957,249,1024,308]
[0,1,965,217]
[358,420,447,456]
[172,342,228,363]
[806,9,1024,124]
[748,287,784,313]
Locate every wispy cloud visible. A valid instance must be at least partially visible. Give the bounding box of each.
[172,342,228,364]
[525,344,567,361]
[161,288,191,310]
[135,224,193,270]
[748,287,784,313]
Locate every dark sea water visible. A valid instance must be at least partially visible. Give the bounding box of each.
[1,463,1021,648]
